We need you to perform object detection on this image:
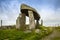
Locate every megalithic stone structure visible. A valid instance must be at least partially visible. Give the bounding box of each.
[16,4,40,30]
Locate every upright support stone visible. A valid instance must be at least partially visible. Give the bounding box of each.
[16,17,20,29]
[28,10,35,30]
[16,13,26,30]
[20,13,26,30]
[16,14,21,29]
[36,20,39,29]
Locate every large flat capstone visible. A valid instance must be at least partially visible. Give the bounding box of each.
[20,4,40,20]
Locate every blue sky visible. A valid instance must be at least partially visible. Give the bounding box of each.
[0,0,60,26]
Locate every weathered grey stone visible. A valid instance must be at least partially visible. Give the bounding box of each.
[20,13,26,30]
[28,10,35,30]
[16,14,21,29]
[36,20,39,29]
[41,19,43,26]
[24,30,32,33]
[35,29,40,33]
[1,20,2,27]
[16,13,26,30]
[21,4,40,20]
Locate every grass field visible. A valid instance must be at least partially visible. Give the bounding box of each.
[0,26,52,40]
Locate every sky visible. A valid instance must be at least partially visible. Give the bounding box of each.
[0,0,60,26]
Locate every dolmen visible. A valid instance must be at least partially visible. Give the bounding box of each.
[16,4,40,31]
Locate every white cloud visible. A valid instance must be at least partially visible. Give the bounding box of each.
[38,7,60,26]
[0,0,60,26]
[0,0,20,25]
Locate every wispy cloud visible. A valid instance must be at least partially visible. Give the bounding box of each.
[0,0,20,25]
[0,0,60,26]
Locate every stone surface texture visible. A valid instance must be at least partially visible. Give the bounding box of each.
[28,10,35,30]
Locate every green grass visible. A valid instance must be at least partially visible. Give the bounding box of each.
[0,26,53,40]
[52,37,60,40]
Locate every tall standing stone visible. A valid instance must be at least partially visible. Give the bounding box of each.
[41,19,43,26]
[20,13,26,30]
[16,14,21,29]
[36,20,39,29]
[16,13,26,30]
[1,20,2,27]
[28,10,35,30]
